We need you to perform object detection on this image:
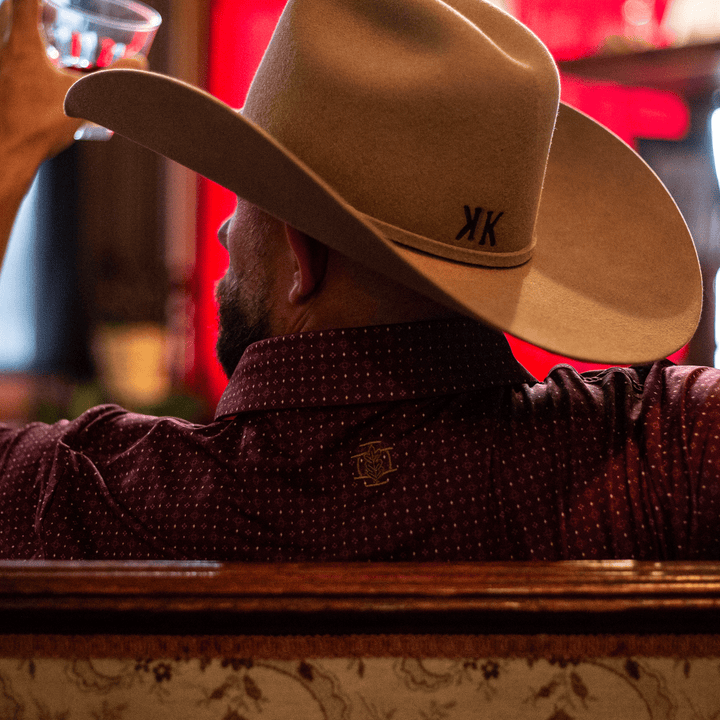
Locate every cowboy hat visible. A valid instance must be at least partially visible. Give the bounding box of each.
[64,0,702,365]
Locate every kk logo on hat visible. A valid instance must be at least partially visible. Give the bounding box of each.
[456,206,505,247]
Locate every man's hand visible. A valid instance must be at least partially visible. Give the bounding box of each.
[0,0,85,162]
[0,0,146,266]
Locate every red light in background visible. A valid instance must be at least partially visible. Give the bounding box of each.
[193,0,286,406]
[561,75,690,147]
[506,335,689,381]
[515,0,672,60]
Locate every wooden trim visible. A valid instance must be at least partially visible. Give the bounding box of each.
[2,561,720,622]
[3,561,720,653]
[3,560,720,609]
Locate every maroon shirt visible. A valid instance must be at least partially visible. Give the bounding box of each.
[2,318,720,560]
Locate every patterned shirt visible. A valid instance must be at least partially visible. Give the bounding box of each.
[2,318,720,560]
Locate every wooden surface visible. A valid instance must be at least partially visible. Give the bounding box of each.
[2,561,720,636]
[3,560,720,611]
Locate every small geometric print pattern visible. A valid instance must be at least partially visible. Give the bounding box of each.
[1,318,720,561]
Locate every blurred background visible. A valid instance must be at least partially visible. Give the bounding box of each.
[2,0,720,424]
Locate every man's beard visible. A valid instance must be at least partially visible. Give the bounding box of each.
[215,270,272,379]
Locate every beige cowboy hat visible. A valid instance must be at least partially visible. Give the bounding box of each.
[64,0,702,365]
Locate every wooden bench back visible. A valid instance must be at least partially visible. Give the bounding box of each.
[1,561,719,717]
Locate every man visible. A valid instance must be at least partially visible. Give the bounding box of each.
[1,0,718,561]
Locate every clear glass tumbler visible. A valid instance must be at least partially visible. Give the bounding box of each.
[40,0,161,139]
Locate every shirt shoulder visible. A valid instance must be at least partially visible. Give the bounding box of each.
[526,360,720,406]
[0,404,178,461]
[0,405,218,559]
[532,360,720,471]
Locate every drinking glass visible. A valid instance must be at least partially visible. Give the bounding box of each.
[40,0,161,139]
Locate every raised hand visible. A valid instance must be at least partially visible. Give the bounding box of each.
[0,0,146,265]
[1,0,85,162]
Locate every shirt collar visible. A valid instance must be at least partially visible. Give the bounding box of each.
[214,318,536,419]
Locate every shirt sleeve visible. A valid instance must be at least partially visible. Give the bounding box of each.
[0,419,68,558]
[639,361,720,558]
[0,404,139,559]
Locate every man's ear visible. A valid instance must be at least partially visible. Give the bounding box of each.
[284,224,329,304]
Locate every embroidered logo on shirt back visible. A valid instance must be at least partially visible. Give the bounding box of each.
[352,441,397,487]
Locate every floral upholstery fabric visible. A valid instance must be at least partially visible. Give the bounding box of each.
[1,653,719,719]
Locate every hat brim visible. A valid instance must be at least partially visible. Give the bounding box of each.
[65,69,702,365]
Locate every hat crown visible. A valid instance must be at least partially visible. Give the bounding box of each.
[243,0,560,267]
